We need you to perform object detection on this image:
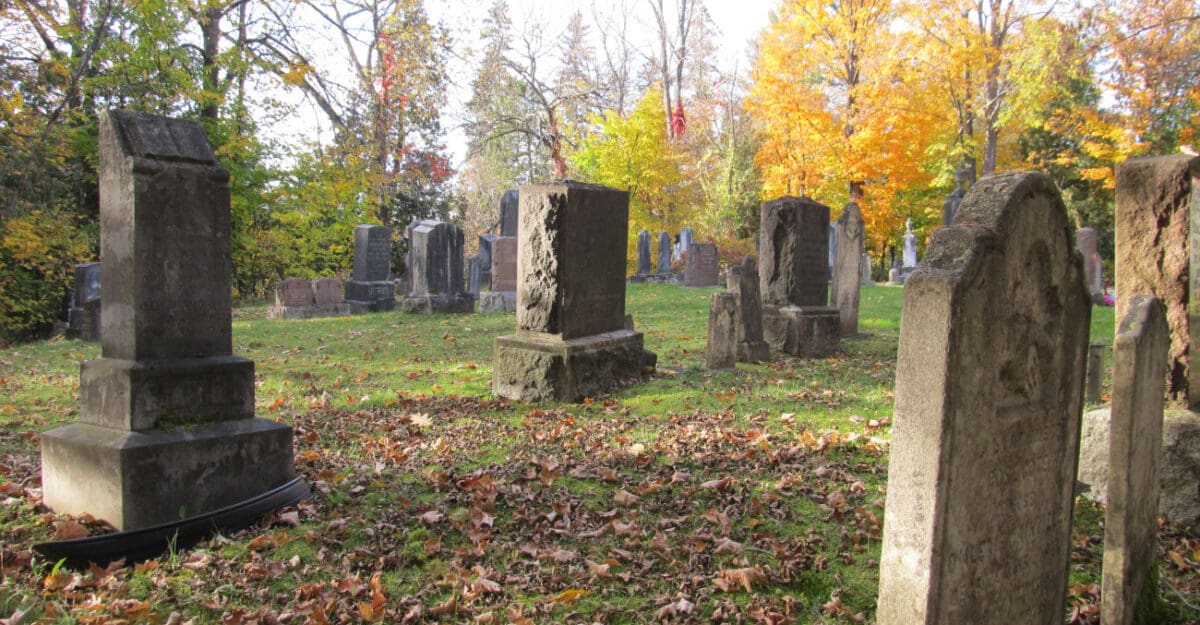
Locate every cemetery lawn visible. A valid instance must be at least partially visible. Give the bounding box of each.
[1,284,1196,624]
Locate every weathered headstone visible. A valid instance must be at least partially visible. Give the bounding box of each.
[1102,295,1168,625]
[657,231,672,273]
[636,229,652,275]
[684,242,719,287]
[40,110,294,531]
[313,278,344,306]
[943,166,969,227]
[401,219,474,314]
[500,189,520,238]
[1085,343,1106,404]
[776,306,840,358]
[832,202,864,337]
[480,236,518,313]
[479,234,499,290]
[758,196,837,355]
[726,259,770,362]
[467,256,482,295]
[277,277,316,307]
[679,227,694,256]
[493,182,652,401]
[828,223,837,275]
[67,262,101,341]
[860,253,873,285]
[1076,227,1099,298]
[270,278,349,319]
[887,266,902,285]
[705,293,738,370]
[876,171,1091,625]
[344,224,396,313]
[901,218,917,269]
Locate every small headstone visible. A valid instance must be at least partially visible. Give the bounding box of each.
[479,290,516,313]
[500,189,520,237]
[684,242,719,287]
[493,182,651,401]
[270,278,349,319]
[705,293,738,370]
[468,256,482,295]
[887,266,902,285]
[726,261,770,363]
[636,229,652,275]
[832,202,864,337]
[657,231,672,273]
[345,224,396,312]
[679,227,694,256]
[67,262,101,341]
[777,306,840,358]
[1102,295,1168,625]
[277,277,316,307]
[860,253,872,285]
[943,167,969,226]
[313,278,343,306]
[901,218,917,269]
[402,220,474,314]
[479,234,499,290]
[1086,343,1106,404]
[876,171,1091,625]
[490,236,518,292]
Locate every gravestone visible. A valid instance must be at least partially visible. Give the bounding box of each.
[500,189,519,237]
[480,236,518,313]
[901,218,917,269]
[943,166,969,226]
[705,293,738,370]
[657,231,672,273]
[876,171,1091,625]
[828,223,837,276]
[277,277,315,307]
[860,253,873,285]
[479,234,499,290]
[679,227,694,256]
[1102,296,1168,625]
[1085,344,1106,404]
[726,259,770,363]
[344,224,396,313]
[684,242,719,287]
[832,202,864,337]
[401,219,474,314]
[636,229,652,275]
[270,277,349,319]
[467,256,482,295]
[758,196,837,356]
[67,262,101,341]
[313,278,344,306]
[887,266,902,285]
[40,110,294,531]
[1076,227,1100,299]
[493,182,651,401]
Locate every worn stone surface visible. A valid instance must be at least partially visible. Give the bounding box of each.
[468,256,482,295]
[777,306,839,358]
[679,227,694,255]
[861,253,872,285]
[276,278,316,308]
[478,234,498,279]
[479,291,516,313]
[408,220,465,296]
[684,243,720,287]
[1085,344,1106,404]
[352,225,392,282]
[637,229,652,275]
[268,278,348,319]
[500,189,520,237]
[75,262,102,304]
[727,261,770,363]
[515,182,629,339]
[657,231,672,273]
[759,196,830,307]
[399,293,475,314]
[832,202,864,337]
[68,262,102,341]
[877,171,1091,625]
[706,293,738,370]
[1115,154,1200,408]
[313,278,342,305]
[1076,227,1099,296]
[1103,296,1168,625]
[490,236,518,292]
[492,330,646,401]
[901,219,918,269]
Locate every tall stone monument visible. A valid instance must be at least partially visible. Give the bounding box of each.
[636,229,652,275]
[493,182,651,401]
[831,202,864,337]
[876,171,1091,625]
[40,110,294,531]
[758,196,839,357]
[901,218,917,269]
[1102,296,1168,625]
[500,189,519,238]
[657,231,672,273]
[402,219,474,314]
[726,259,770,363]
[67,262,101,341]
[344,224,396,313]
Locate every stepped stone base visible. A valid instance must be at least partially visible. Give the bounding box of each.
[400,293,475,314]
[493,329,648,401]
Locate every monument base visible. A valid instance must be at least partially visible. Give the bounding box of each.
[40,418,294,531]
[762,305,839,358]
[81,356,255,431]
[737,340,771,363]
[345,280,396,313]
[67,302,100,341]
[479,291,516,313]
[400,293,476,314]
[1077,407,1200,527]
[627,273,683,285]
[268,303,351,320]
[493,329,649,401]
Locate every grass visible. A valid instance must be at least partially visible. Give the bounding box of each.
[0,283,1190,625]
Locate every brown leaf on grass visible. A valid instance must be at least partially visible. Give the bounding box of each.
[613,489,640,506]
[702,476,734,491]
[505,606,535,625]
[653,597,695,620]
[429,594,461,616]
[714,537,744,555]
[713,567,767,593]
[650,531,671,553]
[419,510,444,525]
[546,588,590,604]
[598,467,619,482]
[585,559,611,579]
[51,519,89,541]
[701,508,731,534]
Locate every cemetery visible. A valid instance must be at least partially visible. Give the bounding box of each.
[2,0,1198,623]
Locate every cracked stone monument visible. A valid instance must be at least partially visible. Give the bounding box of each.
[401,219,475,314]
[67,262,101,341]
[657,231,672,274]
[480,236,517,313]
[684,242,719,287]
[1102,295,1168,625]
[832,202,864,337]
[40,110,295,531]
[876,171,1091,625]
[705,292,737,370]
[726,259,770,363]
[344,224,396,313]
[1077,154,1200,527]
[493,182,652,401]
[758,196,839,357]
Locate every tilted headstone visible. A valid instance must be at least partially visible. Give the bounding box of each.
[636,229,652,275]
[344,224,396,313]
[705,293,738,370]
[726,259,769,363]
[402,219,473,313]
[657,231,672,273]
[67,262,101,341]
[684,242,720,287]
[40,110,294,531]
[832,202,864,337]
[1102,296,1168,625]
[758,196,837,356]
[493,182,652,401]
[500,189,519,238]
[876,171,1091,625]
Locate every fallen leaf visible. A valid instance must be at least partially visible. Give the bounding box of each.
[714,567,767,593]
[546,588,591,604]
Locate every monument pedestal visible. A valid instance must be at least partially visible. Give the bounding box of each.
[80,356,254,430]
[737,339,771,363]
[344,280,396,313]
[400,293,476,314]
[479,291,516,313]
[40,418,294,531]
[493,329,646,401]
[762,305,839,357]
[67,302,100,341]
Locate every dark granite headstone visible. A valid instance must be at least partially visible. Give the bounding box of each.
[684,242,720,287]
[657,231,672,273]
[759,196,829,307]
[500,189,519,237]
[478,234,499,290]
[67,262,101,341]
[636,229,652,275]
[468,256,482,295]
[345,224,395,312]
[402,219,473,313]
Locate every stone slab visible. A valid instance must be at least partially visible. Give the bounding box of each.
[759,196,829,307]
[492,329,646,401]
[276,278,316,308]
[637,229,652,275]
[490,236,518,292]
[479,291,517,313]
[40,418,294,531]
[75,262,101,304]
[409,220,466,296]
[400,293,475,314]
[68,302,101,342]
[778,306,839,358]
[727,260,770,363]
[313,278,343,305]
[500,189,519,237]
[657,231,672,273]
[685,242,720,287]
[706,293,737,370]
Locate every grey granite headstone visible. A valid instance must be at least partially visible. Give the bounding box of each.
[679,227,694,255]
[636,229,652,275]
[706,293,738,370]
[1102,295,1168,625]
[67,262,101,341]
[832,202,864,337]
[684,242,719,287]
[877,171,1091,625]
[490,236,517,292]
[478,234,499,290]
[500,189,519,237]
[468,256,482,295]
[41,109,293,531]
[493,182,651,401]
[727,259,769,362]
[759,196,829,307]
[402,220,473,313]
[345,224,396,312]
[657,231,672,273]
[861,253,873,285]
